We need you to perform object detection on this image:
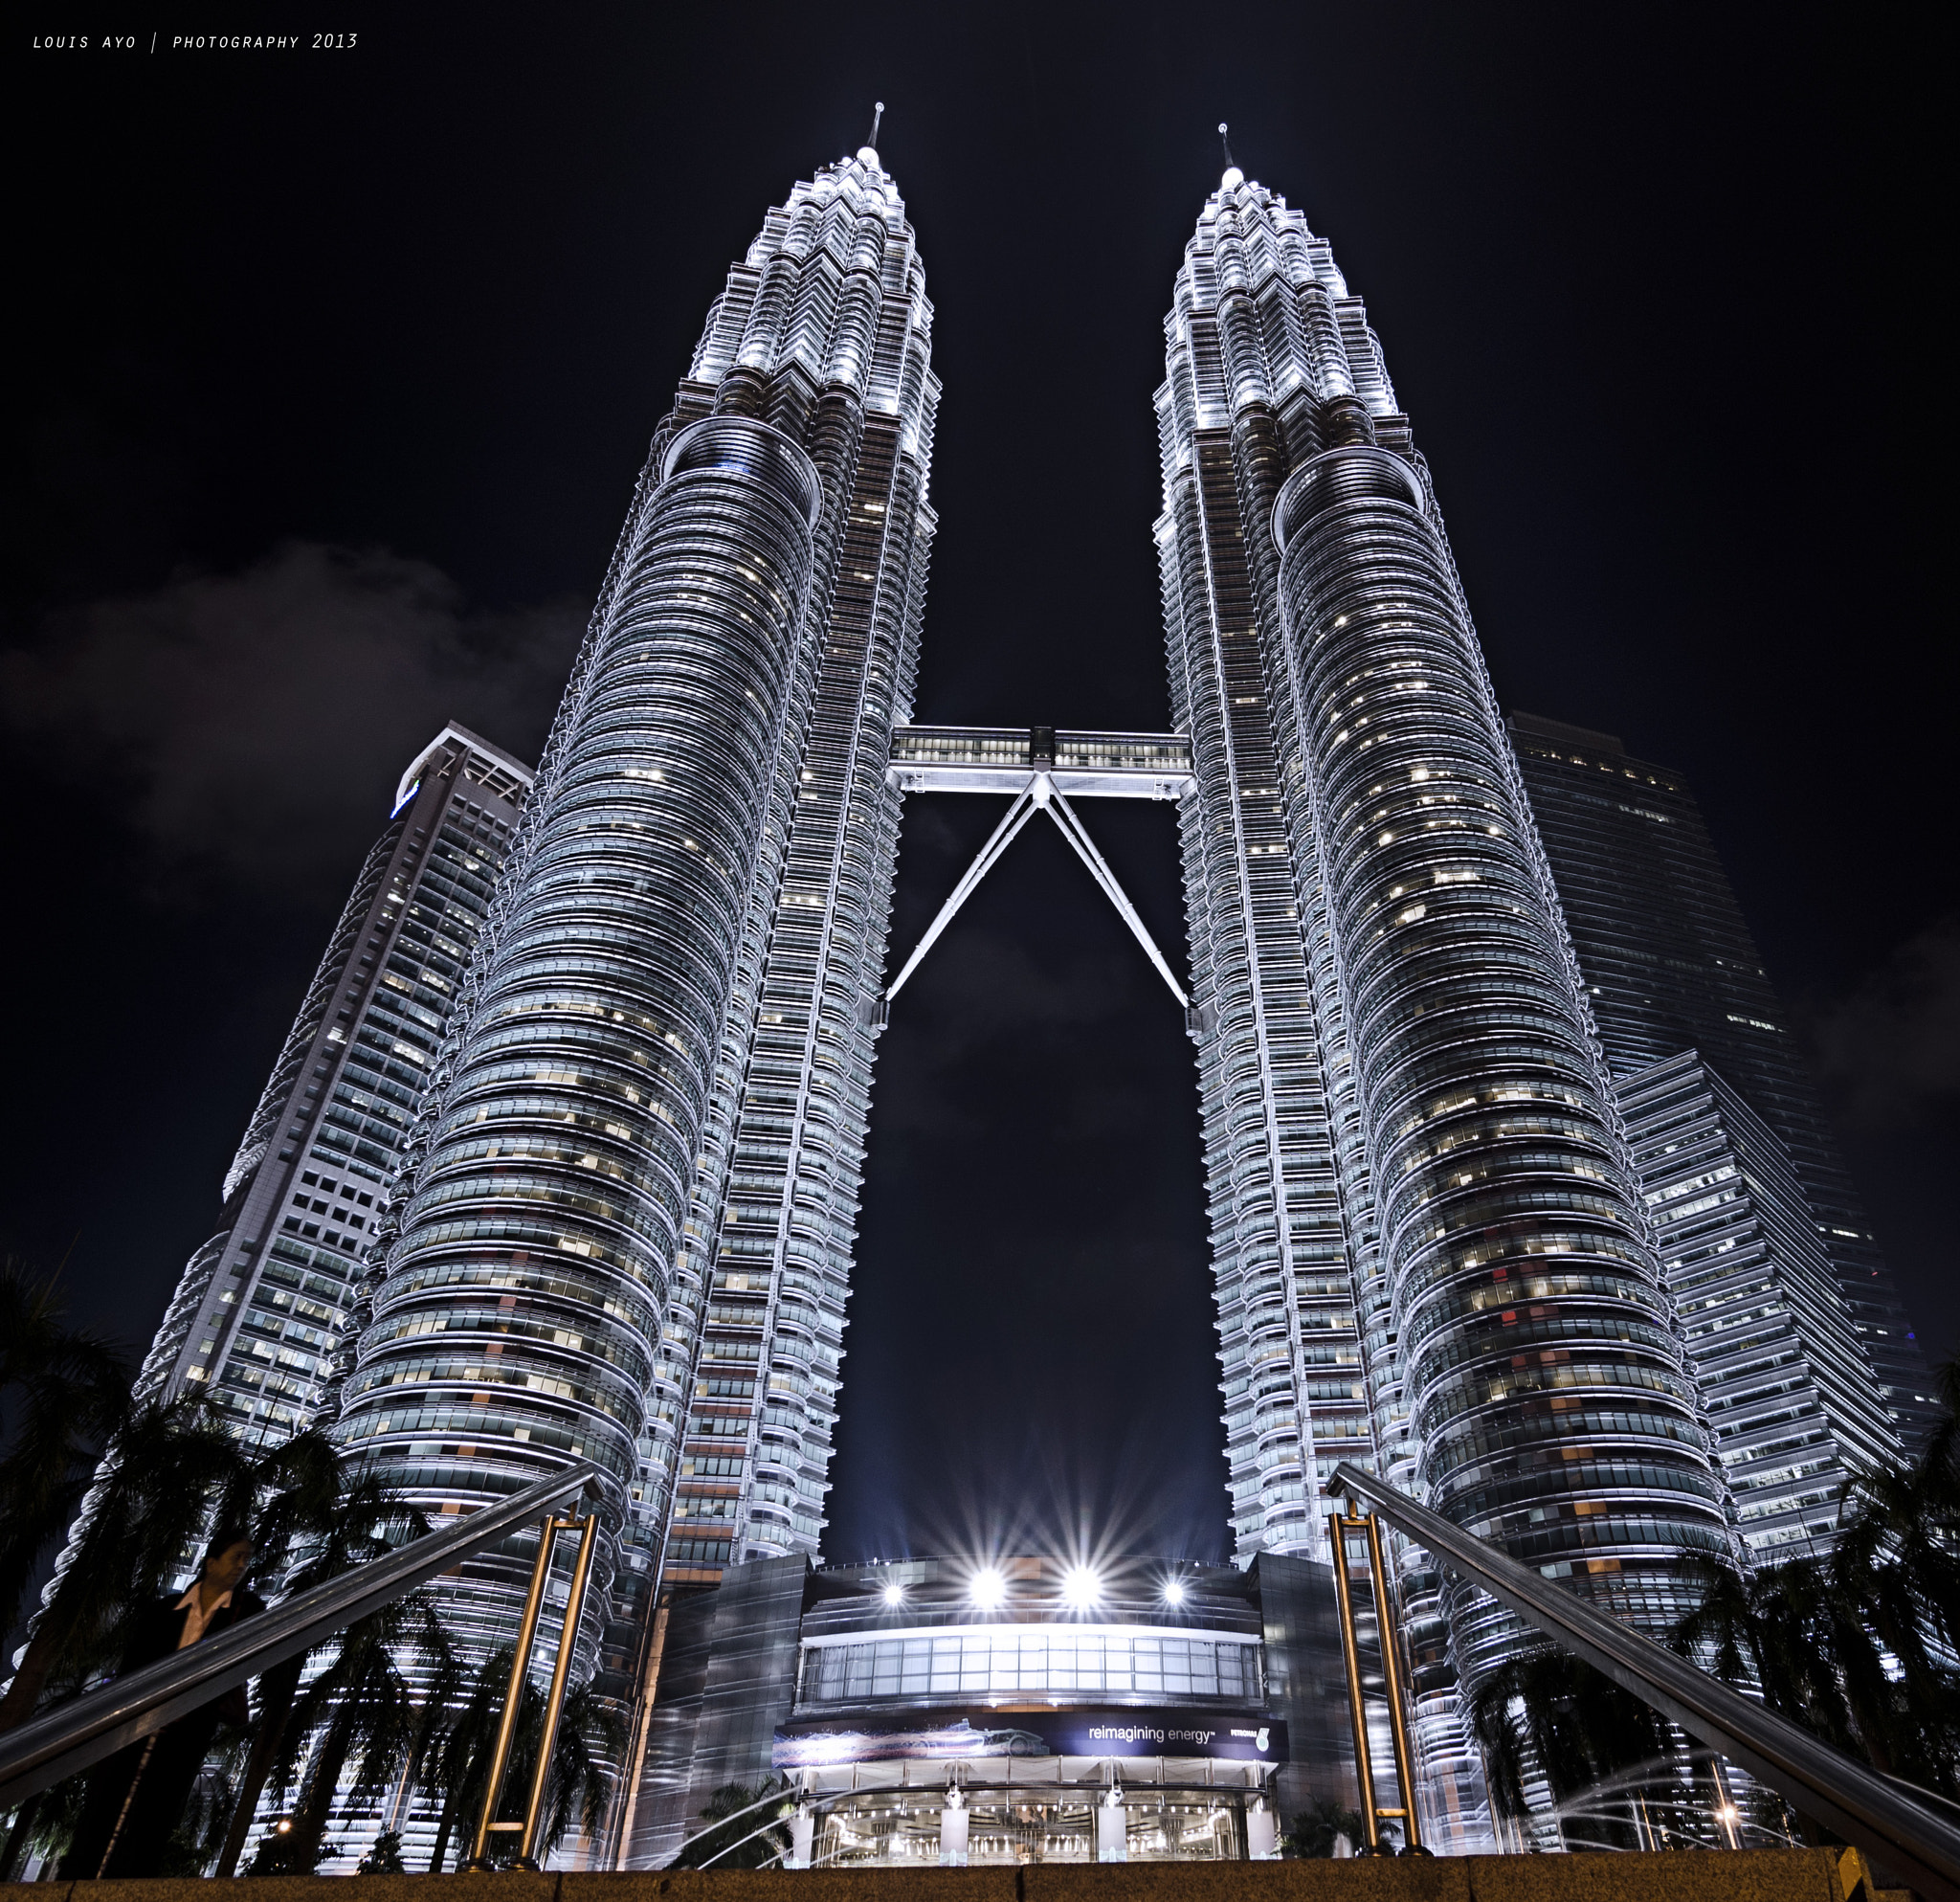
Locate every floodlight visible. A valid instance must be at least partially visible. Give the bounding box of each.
[882,1580,904,1607]
[969,1567,1006,1608]
[1061,1565,1101,1609]
[1164,1578,1187,1605]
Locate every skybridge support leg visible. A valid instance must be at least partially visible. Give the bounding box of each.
[1042,790,1189,1009]
[876,785,1039,1016]
[871,776,1192,1027]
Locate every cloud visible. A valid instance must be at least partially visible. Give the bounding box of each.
[1808,913,1960,1131]
[2,540,587,894]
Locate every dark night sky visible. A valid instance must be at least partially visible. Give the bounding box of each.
[5,3,1952,1568]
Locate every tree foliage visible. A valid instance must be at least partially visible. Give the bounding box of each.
[0,1262,130,1680]
[1470,1362,1960,1847]
[1285,1793,1366,1857]
[669,1778,793,1870]
[1673,1361,1960,1801]
[417,1642,627,1871]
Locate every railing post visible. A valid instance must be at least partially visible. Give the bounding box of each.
[1361,1510,1421,1850]
[1327,1511,1378,1847]
[515,1515,598,1868]
[464,1515,560,1872]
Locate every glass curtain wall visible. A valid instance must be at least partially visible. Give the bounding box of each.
[129,727,530,1443]
[1506,712,1936,1453]
[1619,1050,1898,1555]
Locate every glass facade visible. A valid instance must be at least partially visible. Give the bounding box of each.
[339,414,826,1649]
[1157,166,1734,1846]
[797,1625,1265,1707]
[124,724,532,1444]
[1618,1051,1899,1555]
[631,1551,1347,1869]
[646,149,938,1618]
[1507,711,1938,1452]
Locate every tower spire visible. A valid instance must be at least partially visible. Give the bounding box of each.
[858,101,885,167]
[1218,122,1244,190]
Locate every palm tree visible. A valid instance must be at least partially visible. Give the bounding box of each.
[531,1679,627,1857]
[239,1477,452,1874]
[0,1414,340,1874]
[424,1645,516,1873]
[1471,1648,1680,1850]
[256,1589,453,1872]
[212,1456,428,1878]
[0,1750,91,1878]
[0,1394,246,1731]
[1285,1794,1366,1857]
[669,1779,792,1870]
[420,1645,627,1870]
[1672,1362,1960,1804]
[0,1261,129,1666]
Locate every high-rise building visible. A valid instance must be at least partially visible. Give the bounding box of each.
[1617,1051,1898,1557]
[1154,154,1732,1840]
[327,136,937,1813]
[1506,711,1937,1453]
[128,723,531,1443]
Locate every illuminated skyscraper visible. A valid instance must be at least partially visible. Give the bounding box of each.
[128,723,532,1443]
[328,135,937,1801]
[1156,150,1731,1840]
[1616,1051,1899,1556]
[1507,711,1937,1453]
[51,725,529,1791]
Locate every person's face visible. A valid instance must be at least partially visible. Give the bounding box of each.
[204,1542,255,1594]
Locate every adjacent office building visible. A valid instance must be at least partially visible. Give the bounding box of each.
[1617,1052,1898,1555]
[126,724,532,1441]
[1507,711,1937,1454]
[49,726,532,1864]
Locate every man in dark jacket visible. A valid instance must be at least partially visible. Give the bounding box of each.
[59,1526,266,1879]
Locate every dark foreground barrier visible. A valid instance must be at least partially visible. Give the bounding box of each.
[0,1846,1915,1902]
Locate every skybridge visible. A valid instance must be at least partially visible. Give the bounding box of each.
[874,725,1202,1029]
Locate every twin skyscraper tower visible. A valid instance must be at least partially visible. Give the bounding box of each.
[131,130,1926,1856]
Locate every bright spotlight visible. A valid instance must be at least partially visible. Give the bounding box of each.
[1164,1578,1187,1606]
[969,1567,1006,1608]
[1061,1565,1101,1609]
[882,1580,904,1607]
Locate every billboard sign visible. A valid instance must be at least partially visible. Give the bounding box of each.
[773,1708,1286,1769]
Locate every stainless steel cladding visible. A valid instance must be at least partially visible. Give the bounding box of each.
[336,415,823,1650]
[329,150,939,1845]
[1157,164,1731,1848]
[1270,442,1729,1683]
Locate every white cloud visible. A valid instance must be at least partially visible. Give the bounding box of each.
[1808,914,1960,1130]
[3,541,586,893]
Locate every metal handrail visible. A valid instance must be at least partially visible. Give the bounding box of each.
[1326,1460,1960,1899]
[0,1462,598,1807]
